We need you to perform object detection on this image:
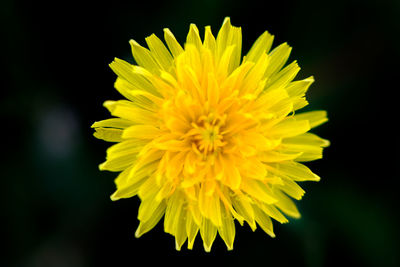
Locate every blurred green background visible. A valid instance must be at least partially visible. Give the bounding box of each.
[1,0,399,266]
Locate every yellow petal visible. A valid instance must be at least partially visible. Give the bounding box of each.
[220,155,242,189]
[186,24,202,51]
[276,177,305,200]
[268,118,310,138]
[218,65,251,102]
[241,179,277,204]
[229,26,242,70]
[114,78,163,111]
[259,150,302,163]
[154,138,190,152]
[135,200,166,238]
[165,151,187,180]
[283,132,330,147]
[265,60,300,92]
[102,100,121,113]
[217,206,235,250]
[216,17,242,70]
[240,53,269,95]
[264,42,292,78]
[188,201,202,226]
[111,162,158,200]
[138,190,163,222]
[253,87,289,112]
[216,17,232,59]
[200,218,217,252]
[110,166,135,200]
[231,193,256,230]
[122,125,161,139]
[203,26,216,56]
[109,58,161,97]
[93,127,123,142]
[186,212,199,250]
[253,205,275,237]
[155,180,176,201]
[245,31,274,63]
[286,76,314,97]
[164,191,187,248]
[285,148,322,162]
[91,118,133,129]
[267,161,320,182]
[238,158,267,181]
[129,39,161,73]
[138,172,160,200]
[99,146,138,172]
[259,202,288,224]
[145,33,173,71]
[292,97,309,111]
[207,72,220,108]
[131,149,164,178]
[174,213,188,251]
[240,131,280,151]
[183,151,199,176]
[111,178,143,200]
[279,133,328,161]
[273,190,301,218]
[164,117,190,135]
[111,103,158,125]
[199,184,222,226]
[294,110,329,128]
[112,165,133,187]
[163,28,184,58]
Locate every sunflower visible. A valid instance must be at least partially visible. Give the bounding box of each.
[92,17,329,251]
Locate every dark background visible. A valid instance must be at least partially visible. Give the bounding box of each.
[2,0,399,266]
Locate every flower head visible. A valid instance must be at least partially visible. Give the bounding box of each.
[92,18,329,251]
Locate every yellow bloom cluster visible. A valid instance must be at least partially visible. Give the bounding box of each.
[92,18,329,251]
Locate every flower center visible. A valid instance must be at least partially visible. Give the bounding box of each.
[191,113,227,157]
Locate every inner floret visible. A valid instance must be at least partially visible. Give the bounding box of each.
[190,112,227,157]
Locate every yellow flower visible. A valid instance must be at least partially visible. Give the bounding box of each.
[92,17,329,251]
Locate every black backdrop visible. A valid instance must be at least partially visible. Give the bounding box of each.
[2,0,399,266]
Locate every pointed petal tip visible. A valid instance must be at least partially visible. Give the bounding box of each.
[98,162,106,170]
[163,28,175,38]
[187,240,195,250]
[102,100,115,109]
[313,174,321,182]
[110,192,120,201]
[175,239,185,251]
[269,232,276,238]
[292,213,302,219]
[189,23,199,31]
[129,39,141,48]
[322,139,331,147]
[203,245,212,253]
[135,226,143,238]
[249,223,257,232]
[223,17,231,25]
